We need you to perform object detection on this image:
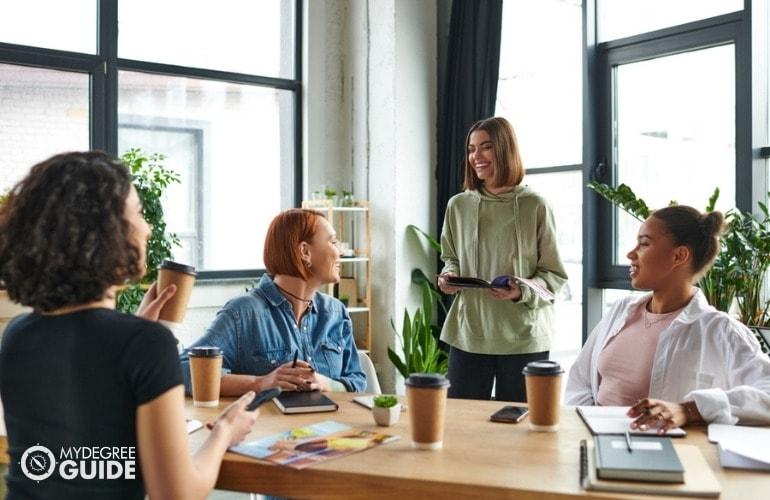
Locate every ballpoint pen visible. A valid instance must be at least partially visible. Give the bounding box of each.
[625,429,633,452]
[291,349,298,368]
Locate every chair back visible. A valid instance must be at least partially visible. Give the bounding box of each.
[357,351,381,394]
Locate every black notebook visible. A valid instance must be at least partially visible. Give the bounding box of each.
[273,391,339,414]
[594,434,684,483]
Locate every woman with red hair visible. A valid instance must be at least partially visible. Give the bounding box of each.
[180,209,366,395]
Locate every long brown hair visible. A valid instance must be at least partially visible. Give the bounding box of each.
[463,116,525,191]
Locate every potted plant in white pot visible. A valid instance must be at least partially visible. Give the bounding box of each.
[372,395,401,427]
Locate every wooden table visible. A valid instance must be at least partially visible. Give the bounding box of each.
[187,393,770,499]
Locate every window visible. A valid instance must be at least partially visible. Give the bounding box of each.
[592,9,748,289]
[0,0,302,277]
[597,0,743,42]
[497,0,584,367]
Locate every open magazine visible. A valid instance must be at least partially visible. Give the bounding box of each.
[446,275,555,301]
[229,420,399,469]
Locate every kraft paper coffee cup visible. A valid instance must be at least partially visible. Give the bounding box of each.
[157,260,197,328]
[405,373,450,450]
[522,360,564,432]
[189,346,223,408]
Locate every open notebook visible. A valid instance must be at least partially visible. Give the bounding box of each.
[577,406,686,436]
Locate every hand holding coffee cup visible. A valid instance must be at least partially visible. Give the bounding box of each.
[156,260,197,330]
[522,360,564,432]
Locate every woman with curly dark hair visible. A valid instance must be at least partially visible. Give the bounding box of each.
[0,151,257,499]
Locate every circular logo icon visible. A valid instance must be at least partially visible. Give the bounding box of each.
[20,444,56,482]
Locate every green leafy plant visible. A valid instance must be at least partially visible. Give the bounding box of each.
[116,149,181,313]
[373,395,398,408]
[387,284,448,378]
[0,189,8,207]
[324,187,337,197]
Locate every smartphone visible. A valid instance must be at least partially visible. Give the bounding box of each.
[490,405,528,423]
[246,387,282,411]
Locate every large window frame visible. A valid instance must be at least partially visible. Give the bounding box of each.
[0,0,303,280]
[583,0,769,339]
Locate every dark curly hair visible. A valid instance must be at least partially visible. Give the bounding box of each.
[0,151,143,312]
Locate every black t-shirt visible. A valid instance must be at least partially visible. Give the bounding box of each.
[0,308,183,499]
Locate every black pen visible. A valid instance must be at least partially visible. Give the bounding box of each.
[291,349,298,368]
[625,430,633,452]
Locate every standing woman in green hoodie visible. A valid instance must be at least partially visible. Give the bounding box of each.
[437,117,568,402]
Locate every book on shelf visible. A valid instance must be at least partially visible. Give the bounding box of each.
[445,275,554,300]
[273,390,339,414]
[594,434,684,482]
[580,440,720,497]
[229,420,398,470]
[576,406,687,437]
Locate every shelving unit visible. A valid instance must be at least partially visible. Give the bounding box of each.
[301,199,371,352]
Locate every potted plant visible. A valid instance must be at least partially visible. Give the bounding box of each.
[116,149,181,313]
[339,294,350,307]
[372,394,401,426]
[388,284,448,378]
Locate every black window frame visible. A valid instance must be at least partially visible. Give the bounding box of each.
[0,0,303,280]
[583,1,769,339]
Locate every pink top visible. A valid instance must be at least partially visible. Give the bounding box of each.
[596,303,682,406]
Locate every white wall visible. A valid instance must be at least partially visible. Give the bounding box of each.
[304,0,438,392]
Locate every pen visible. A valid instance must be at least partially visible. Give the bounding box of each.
[292,349,298,368]
[625,430,633,453]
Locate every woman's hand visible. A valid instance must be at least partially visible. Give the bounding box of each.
[488,277,522,302]
[212,391,259,447]
[257,361,316,392]
[304,371,334,392]
[136,282,177,321]
[627,398,687,434]
[437,273,461,295]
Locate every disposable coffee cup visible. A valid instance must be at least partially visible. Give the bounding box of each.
[157,260,197,329]
[522,360,564,432]
[189,346,223,408]
[405,373,450,450]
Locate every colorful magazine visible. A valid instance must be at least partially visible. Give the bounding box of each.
[229,420,399,469]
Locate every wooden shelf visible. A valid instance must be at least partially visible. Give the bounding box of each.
[302,199,371,352]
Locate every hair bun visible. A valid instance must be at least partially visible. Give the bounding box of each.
[701,211,725,237]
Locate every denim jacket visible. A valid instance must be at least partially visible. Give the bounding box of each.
[180,274,366,393]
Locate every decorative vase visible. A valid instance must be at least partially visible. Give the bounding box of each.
[372,403,401,427]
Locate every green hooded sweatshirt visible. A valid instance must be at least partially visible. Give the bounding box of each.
[440,185,568,354]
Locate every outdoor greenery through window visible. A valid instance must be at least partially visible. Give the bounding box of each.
[0,0,301,276]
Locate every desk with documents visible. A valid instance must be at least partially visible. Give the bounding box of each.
[186,393,770,499]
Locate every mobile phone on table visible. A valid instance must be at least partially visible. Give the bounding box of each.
[490,405,528,423]
[246,387,282,411]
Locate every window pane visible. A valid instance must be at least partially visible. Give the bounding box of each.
[524,171,582,360]
[119,0,295,78]
[0,1,96,53]
[598,0,743,42]
[0,64,89,191]
[496,0,582,168]
[614,45,735,264]
[118,71,295,271]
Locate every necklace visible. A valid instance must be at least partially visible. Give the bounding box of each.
[642,307,676,329]
[274,283,313,308]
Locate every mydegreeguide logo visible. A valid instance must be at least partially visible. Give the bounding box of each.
[20,444,136,482]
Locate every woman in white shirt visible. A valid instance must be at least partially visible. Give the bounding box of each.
[565,205,770,431]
